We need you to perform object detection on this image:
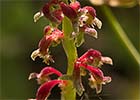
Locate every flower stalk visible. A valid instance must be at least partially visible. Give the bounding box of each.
[29,1,113,100]
[61,16,77,100]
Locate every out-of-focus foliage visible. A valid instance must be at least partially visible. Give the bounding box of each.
[89,0,139,7]
[0,0,139,100]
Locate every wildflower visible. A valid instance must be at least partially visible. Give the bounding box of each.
[73,61,85,96]
[30,0,113,99]
[29,66,67,100]
[34,0,64,24]
[73,49,112,95]
[78,49,113,67]
[29,67,62,84]
[60,1,102,47]
[31,26,64,64]
[60,2,77,21]
[29,80,67,100]
[82,63,111,94]
[77,6,102,38]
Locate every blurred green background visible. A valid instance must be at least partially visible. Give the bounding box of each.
[0,0,139,100]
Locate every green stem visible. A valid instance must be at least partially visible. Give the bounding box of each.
[101,5,140,65]
[61,16,77,100]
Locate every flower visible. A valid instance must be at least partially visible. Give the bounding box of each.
[73,61,85,96]
[29,66,67,100]
[77,6,102,38]
[31,26,64,64]
[60,1,102,47]
[29,80,67,100]
[29,67,62,84]
[73,49,112,95]
[81,63,111,94]
[34,0,64,25]
[60,2,78,21]
[78,49,113,67]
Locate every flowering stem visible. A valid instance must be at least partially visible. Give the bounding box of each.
[101,5,140,65]
[61,16,77,100]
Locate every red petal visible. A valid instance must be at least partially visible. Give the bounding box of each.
[81,63,104,82]
[78,49,101,64]
[70,1,81,11]
[73,61,85,96]
[36,80,62,100]
[39,67,62,77]
[60,2,77,20]
[81,6,96,18]
[38,36,52,55]
[43,26,52,35]
[52,9,64,23]
[42,2,63,24]
[42,3,50,18]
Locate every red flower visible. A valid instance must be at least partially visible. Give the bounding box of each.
[73,61,85,96]
[29,67,62,84]
[70,1,81,12]
[31,26,64,64]
[81,63,111,94]
[29,66,67,100]
[29,80,67,100]
[73,49,112,95]
[34,0,63,24]
[80,6,96,19]
[60,2,77,20]
[78,49,112,67]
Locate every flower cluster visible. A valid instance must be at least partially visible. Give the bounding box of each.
[60,1,102,38]
[29,50,112,100]
[31,0,102,64]
[29,0,112,100]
